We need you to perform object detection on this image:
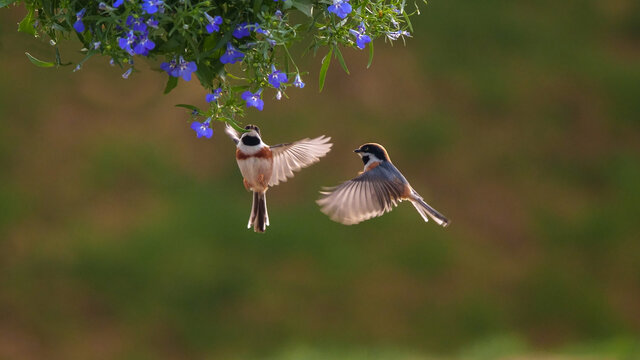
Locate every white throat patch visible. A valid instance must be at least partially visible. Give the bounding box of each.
[360,152,382,170]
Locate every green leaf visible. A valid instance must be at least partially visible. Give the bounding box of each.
[333,45,350,75]
[164,76,178,94]
[226,73,248,81]
[25,52,54,68]
[203,34,221,52]
[318,48,332,92]
[291,0,313,17]
[41,0,54,16]
[18,7,36,36]
[195,65,214,89]
[54,47,72,67]
[230,85,250,92]
[252,0,263,15]
[367,41,374,69]
[0,0,18,8]
[227,119,249,133]
[175,104,201,113]
[51,23,66,33]
[403,10,414,33]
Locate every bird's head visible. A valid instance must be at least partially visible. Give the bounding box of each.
[241,124,262,146]
[354,143,390,166]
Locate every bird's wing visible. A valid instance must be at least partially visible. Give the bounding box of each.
[316,165,406,225]
[224,123,240,145]
[268,136,332,186]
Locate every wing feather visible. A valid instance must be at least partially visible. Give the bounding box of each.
[268,136,332,186]
[225,123,240,145]
[316,165,406,225]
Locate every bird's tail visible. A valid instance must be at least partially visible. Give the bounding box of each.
[248,191,269,233]
[410,192,450,227]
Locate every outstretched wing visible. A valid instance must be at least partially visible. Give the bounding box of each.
[225,123,240,145]
[316,164,406,225]
[268,136,332,186]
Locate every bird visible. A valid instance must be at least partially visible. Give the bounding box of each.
[317,143,450,226]
[225,124,332,232]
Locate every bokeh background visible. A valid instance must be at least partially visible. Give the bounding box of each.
[1,1,640,359]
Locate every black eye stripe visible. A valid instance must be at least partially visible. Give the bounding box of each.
[359,144,388,161]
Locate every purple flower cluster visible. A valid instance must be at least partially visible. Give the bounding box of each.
[79,0,391,140]
[160,56,197,81]
[116,11,158,57]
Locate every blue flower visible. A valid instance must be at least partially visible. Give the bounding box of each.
[175,56,197,81]
[252,23,268,35]
[220,43,245,64]
[232,22,251,39]
[328,0,351,19]
[126,15,147,32]
[161,58,178,77]
[147,17,159,28]
[122,68,133,79]
[113,0,124,7]
[242,90,264,111]
[267,65,288,88]
[386,30,411,41]
[141,0,163,15]
[134,34,155,56]
[204,13,222,33]
[293,73,305,88]
[349,26,371,49]
[160,57,196,80]
[206,88,223,103]
[98,2,109,11]
[118,31,137,55]
[92,41,101,50]
[191,119,213,138]
[275,10,283,19]
[73,8,86,32]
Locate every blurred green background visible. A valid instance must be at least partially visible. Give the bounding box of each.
[1,1,640,359]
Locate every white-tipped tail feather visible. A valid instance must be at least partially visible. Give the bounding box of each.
[249,192,269,233]
[410,197,450,227]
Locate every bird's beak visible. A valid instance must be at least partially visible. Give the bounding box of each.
[354,149,361,153]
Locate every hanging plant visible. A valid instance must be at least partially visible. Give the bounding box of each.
[2,0,419,136]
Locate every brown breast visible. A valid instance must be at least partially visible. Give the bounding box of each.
[364,161,381,172]
[236,147,273,160]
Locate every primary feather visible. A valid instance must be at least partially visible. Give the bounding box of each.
[269,136,332,186]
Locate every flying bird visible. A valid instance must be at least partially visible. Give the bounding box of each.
[226,124,332,232]
[317,143,449,226]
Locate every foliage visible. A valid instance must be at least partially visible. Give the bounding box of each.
[2,0,418,132]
